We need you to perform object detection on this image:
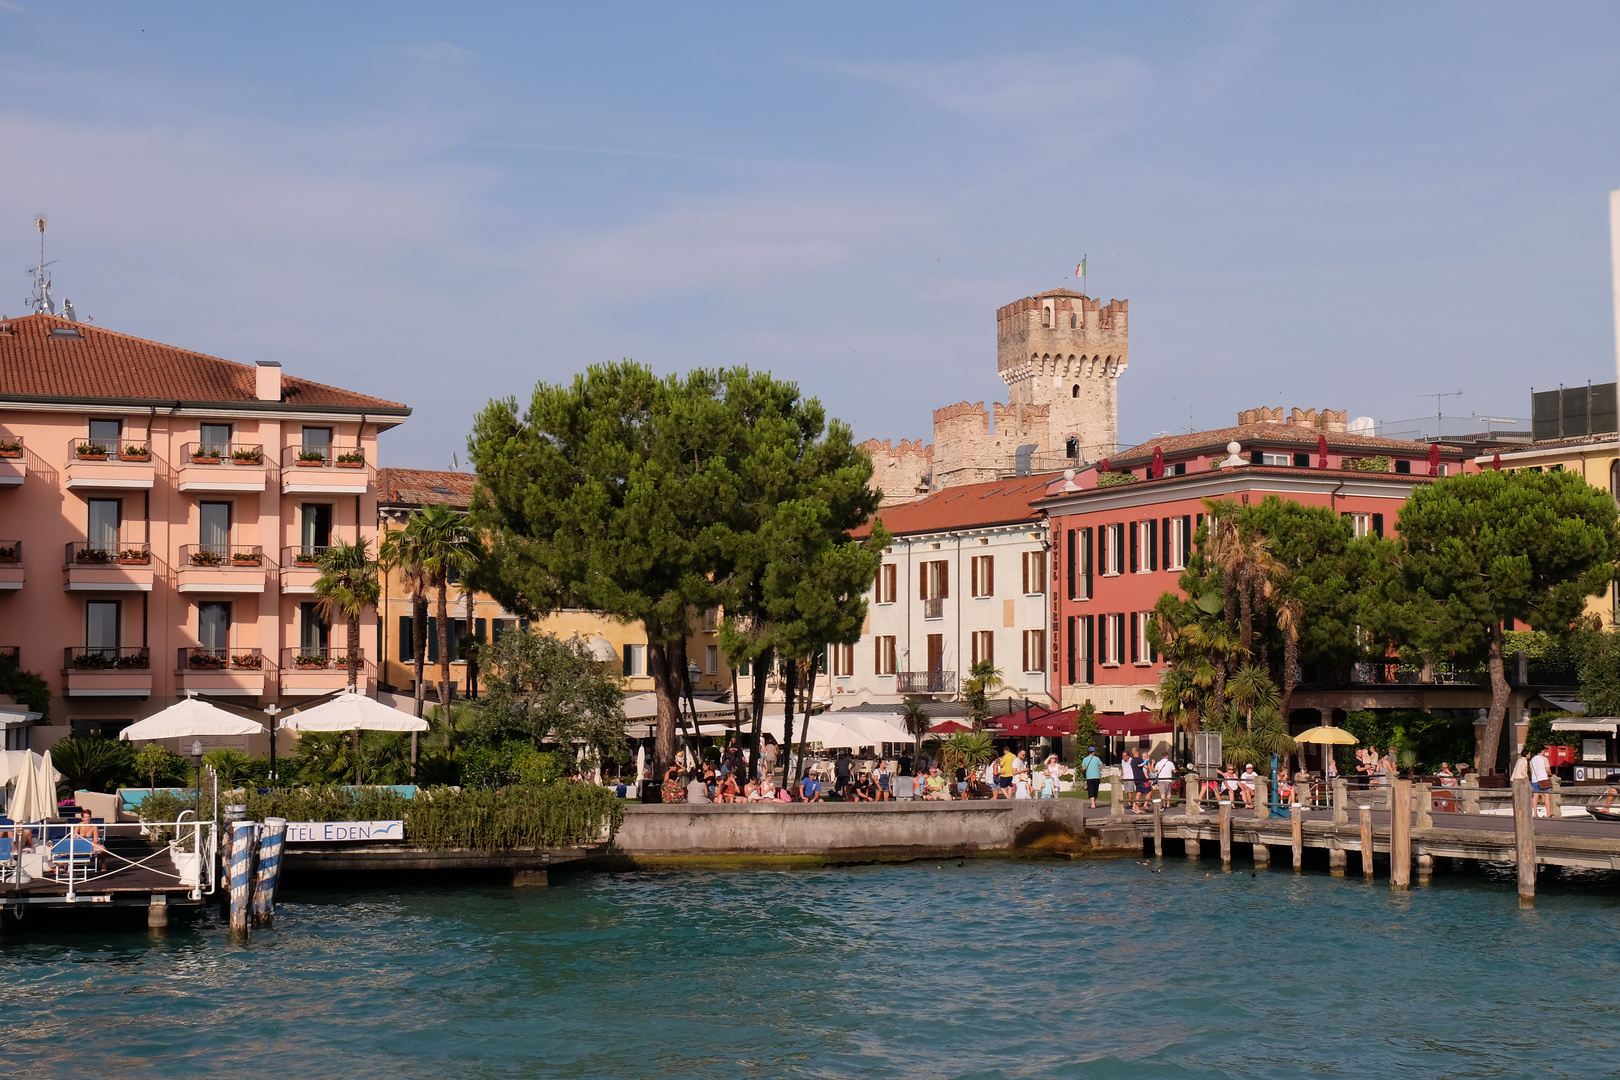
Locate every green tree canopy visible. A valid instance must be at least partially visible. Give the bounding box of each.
[1397,469,1619,772]
[476,629,627,768]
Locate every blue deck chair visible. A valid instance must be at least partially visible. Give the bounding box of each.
[0,836,13,883]
[51,836,97,883]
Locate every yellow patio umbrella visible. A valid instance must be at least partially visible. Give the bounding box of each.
[1293,726,1358,806]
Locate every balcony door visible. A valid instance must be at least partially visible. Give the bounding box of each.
[301,503,332,553]
[200,422,231,458]
[86,600,119,655]
[200,502,231,556]
[299,601,329,653]
[88,499,120,552]
[88,418,121,449]
[301,426,332,458]
[198,602,230,655]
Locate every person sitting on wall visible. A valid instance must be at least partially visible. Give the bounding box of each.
[799,772,823,803]
[922,766,949,801]
[1436,763,1457,787]
[715,773,741,804]
[660,766,687,804]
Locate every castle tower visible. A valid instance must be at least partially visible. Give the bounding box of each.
[996,289,1128,462]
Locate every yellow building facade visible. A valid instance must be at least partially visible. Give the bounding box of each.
[375,469,731,699]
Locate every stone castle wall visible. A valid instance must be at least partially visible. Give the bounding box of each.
[866,288,1130,501]
[1237,406,1347,432]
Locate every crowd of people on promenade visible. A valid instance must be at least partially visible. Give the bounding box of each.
[650,740,1079,804]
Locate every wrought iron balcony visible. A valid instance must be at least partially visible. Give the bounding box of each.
[897,670,956,695]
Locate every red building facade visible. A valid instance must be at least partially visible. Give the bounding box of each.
[1035,420,1473,719]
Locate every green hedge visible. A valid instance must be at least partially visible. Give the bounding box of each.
[138,784,624,850]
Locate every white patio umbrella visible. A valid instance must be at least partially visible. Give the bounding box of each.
[7,750,58,823]
[279,691,428,785]
[278,691,430,734]
[118,694,267,742]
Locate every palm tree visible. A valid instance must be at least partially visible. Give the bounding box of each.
[962,659,1005,728]
[391,504,482,718]
[314,537,380,691]
[380,527,433,718]
[900,699,931,758]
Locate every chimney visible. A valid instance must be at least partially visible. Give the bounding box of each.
[256,361,282,402]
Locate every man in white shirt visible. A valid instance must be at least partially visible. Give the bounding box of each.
[1529,746,1553,817]
[1119,751,1137,813]
[1239,764,1258,810]
[1154,755,1176,808]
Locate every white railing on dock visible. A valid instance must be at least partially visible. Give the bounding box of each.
[0,817,218,900]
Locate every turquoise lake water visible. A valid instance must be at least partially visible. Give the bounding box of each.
[1,858,1618,1078]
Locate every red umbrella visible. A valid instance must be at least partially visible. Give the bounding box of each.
[1428,443,1440,476]
[926,720,974,735]
[1492,451,1501,471]
[1151,445,1164,479]
[1317,434,1328,468]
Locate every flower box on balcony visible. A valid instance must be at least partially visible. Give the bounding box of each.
[75,444,108,460]
[231,448,264,464]
[119,550,151,565]
[115,654,148,669]
[189,550,224,566]
[294,655,328,669]
[294,553,321,567]
[72,654,112,670]
[231,654,263,670]
[334,452,365,468]
[231,553,262,566]
[121,446,151,462]
[188,654,228,670]
[0,547,17,563]
[295,451,327,466]
[191,451,221,465]
[0,443,21,459]
[74,548,112,564]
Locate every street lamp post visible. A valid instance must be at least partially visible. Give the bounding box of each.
[191,738,204,823]
[264,704,281,783]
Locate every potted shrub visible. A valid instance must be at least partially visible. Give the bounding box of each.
[115,652,149,669]
[0,545,17,563]
[231,550,262,566]
[335,450,365,468]
[296,449,326,466]
[75,547,111,563]
[188,652,227,669]
[189,549,224,566]
[231,653,263,670]
[119,548,150,565]
[0,439,20,459]
[191,446,221,464]
[231,447,263,464]
[73,651,112,669]
[121,444,151,462]
[294,550,322,566]
[329,654,349,668]
[75,442,108,460]
[294,653,328,669]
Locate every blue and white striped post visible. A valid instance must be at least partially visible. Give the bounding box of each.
[252,817,287,928]
[228,821,256,940]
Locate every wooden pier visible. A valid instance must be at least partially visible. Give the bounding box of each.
[1094,777,1620,901]
[0,834,207,925]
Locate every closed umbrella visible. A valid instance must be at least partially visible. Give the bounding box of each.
[8,750,57,824]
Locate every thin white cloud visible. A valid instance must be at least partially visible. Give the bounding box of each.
[392,42,471,65]
[818,51,1152,124]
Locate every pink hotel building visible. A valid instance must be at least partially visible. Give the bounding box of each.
[0,313,409,747]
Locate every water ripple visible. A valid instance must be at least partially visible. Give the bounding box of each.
[1,859,1618,1078]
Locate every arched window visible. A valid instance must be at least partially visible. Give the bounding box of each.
[1042,307,1051,328]
[1065,436,1079,459]
[1071,385,1080,398]
[1070,312,1077,328]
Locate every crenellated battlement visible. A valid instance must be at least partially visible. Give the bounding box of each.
[867,284,1129,502]
[1238,406,1347,433]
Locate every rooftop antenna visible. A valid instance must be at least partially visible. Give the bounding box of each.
[1416,389,1461,439]
[25,215,57,316]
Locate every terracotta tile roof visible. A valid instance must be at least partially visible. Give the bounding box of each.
[854,473,1061,539]
[0,313,408,412]
[376,468,475,508]
[1114,423,1462,465]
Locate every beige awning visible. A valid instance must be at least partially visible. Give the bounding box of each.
[1551,718,1619,734]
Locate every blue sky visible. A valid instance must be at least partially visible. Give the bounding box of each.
[4,2,1620,466]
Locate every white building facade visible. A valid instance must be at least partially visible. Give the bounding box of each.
[829,474,1057,711]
